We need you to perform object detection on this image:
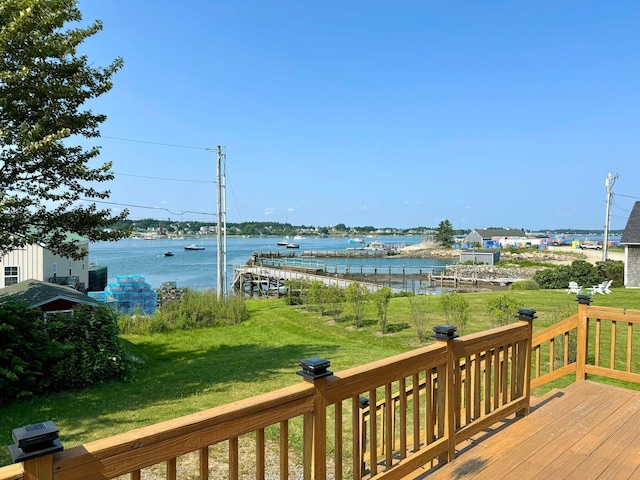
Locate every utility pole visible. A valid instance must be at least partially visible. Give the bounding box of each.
[216,146,227,300]
[603,172,619,261]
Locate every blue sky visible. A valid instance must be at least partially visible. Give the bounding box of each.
[76,1,639,231]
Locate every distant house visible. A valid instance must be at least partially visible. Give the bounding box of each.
[620,201,640,288]
[0,279,100,315]
[0,233,89,290]
[465,228,528,247]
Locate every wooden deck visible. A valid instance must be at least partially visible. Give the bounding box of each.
[413,380,640,479]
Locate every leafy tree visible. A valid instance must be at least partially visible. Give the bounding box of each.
[372,287,393,334]
[345,282,370,329]
[0,0,128,259]
[408,294,429,342]
[486,294,523,327]
[324,285,345,321]
[435,219,455,247]
[439,292,471,335]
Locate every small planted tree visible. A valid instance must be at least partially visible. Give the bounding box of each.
[345,282,370,329]
[372,287,393,334]
[486,294,523,327]
[408,294,430,342]
[308,281,326,314]
[324,285,345,321]
[439,292,471,335]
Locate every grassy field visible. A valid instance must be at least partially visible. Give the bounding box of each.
[1,287,639,468]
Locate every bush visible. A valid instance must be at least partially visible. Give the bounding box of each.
[509,279,540,290]
[0,302,132,405]
[486,294,524,327]
[439,292,471,335]
[119,290,249,334]
[0,301,50,405]
[595,259,624,288]
[534,260,603,290]
[46,305,132,391]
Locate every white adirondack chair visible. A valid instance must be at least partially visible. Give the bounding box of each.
[567,281,582,294]
[590,280,613,295]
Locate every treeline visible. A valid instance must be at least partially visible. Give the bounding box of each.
[109,219,444,237]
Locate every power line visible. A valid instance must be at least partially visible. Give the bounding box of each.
[79,198,217,217]
[101,135,211,151]
[114,172,214,183]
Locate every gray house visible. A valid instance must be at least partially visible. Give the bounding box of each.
[621,201,640,288]
[465,228,528,247]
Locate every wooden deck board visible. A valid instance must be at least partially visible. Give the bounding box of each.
[419,381,640,480]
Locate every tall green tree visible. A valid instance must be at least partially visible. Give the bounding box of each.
[0,0,127,259]
[435,219,455,247]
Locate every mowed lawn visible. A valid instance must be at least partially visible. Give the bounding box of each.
[1,288,639,467]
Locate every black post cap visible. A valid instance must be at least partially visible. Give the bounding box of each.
[8,421,63,463]
[297,357,332,380]
[515,308,537,321]
[359,396,370,409]
[432,325,459,340]
[576,294,592,305]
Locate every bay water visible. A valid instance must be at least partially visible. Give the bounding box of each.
[88,236,453,291]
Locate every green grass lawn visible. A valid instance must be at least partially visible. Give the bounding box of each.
[1,288,639,468]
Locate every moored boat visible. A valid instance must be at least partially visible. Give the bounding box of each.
[184,244,205,251]
[163,251,174,257]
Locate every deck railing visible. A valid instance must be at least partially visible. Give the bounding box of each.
[3,297,638,480]
[531,294,640,388]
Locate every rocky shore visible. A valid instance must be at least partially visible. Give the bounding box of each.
[397,242,605,282]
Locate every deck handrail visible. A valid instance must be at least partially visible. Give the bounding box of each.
[10,300,640,479]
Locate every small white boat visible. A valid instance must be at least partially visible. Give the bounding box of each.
[184,244,205,251]
[285,243,300,249]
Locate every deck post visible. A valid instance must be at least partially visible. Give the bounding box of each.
[515,308,537,418]
[433,325,459,464]
[576,294,592,381]
[8,420,63,480]
[298,358,332,480]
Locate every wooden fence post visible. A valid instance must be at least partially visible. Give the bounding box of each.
[298,358,332,480]
[432,325,459,464]
[576,294,592,381]
[515,308,537,418]
[8,421,63,480]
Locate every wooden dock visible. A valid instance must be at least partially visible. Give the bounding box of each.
[233,265,388,297]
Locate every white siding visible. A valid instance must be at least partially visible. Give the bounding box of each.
[1,243,89,288]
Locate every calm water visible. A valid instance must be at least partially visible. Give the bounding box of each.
[89,236,452,291]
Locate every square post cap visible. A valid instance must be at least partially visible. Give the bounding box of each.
[515,308,537,321]
[8,421,63,463]
[576,294,592,305]
[297,357,332,380]
[432,325,459,340]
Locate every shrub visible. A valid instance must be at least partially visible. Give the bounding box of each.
[408,294,429,342]
[534,260,603,290]
[324,285,345,321]
[119,290,249,334]
[46,305,132,390]
[284,279,310,305]
[0,302,132,405]
[509,279,540,290]
[372,287,393,334]
[486,294,524,327]
[595,259,624,288]
[0,301,50,405]
[345,282,370,329]
[439,292,471,335]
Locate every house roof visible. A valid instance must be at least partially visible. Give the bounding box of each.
[0,279,99,309]
[471,228,528,238]
[621,201,640,245]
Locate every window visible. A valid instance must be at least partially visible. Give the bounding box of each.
[4,266,18,286]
